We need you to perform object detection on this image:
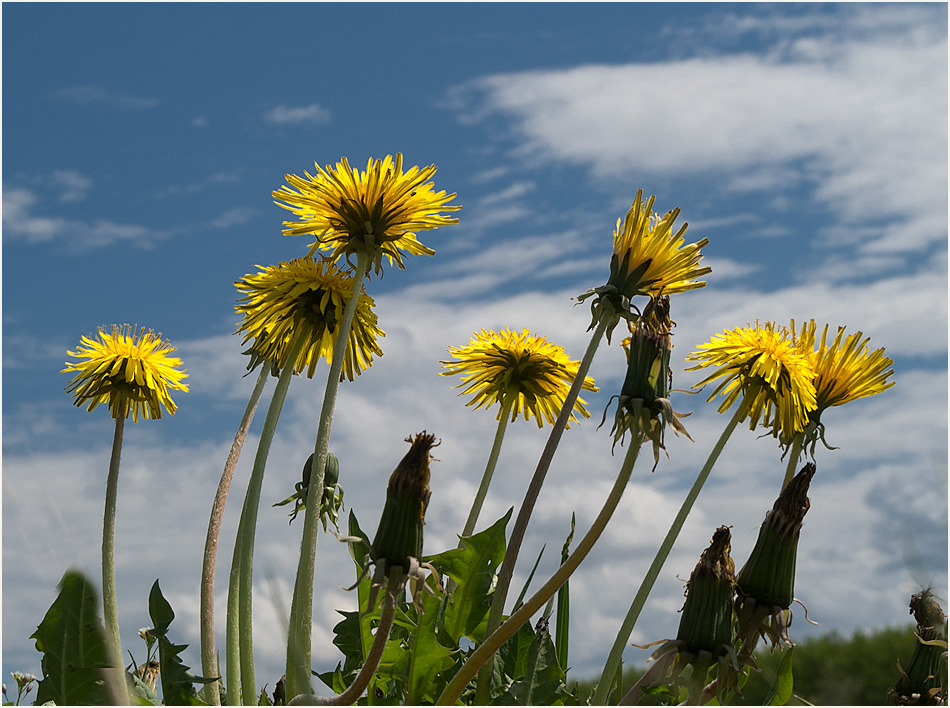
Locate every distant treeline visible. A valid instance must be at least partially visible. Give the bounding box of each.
[573,624,945,705]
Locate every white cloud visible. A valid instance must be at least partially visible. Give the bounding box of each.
[452,7,947,256]
[2,185,171,249]
[50,85,159,110]
[51,170,93,202]
[212,207,257,229]
[262,104,332,126]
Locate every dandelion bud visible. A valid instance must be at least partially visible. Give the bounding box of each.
[370,433,437,572]
[736,463,816,654]
[607,300,691,460]
[892,590,947,705]
[677,526,736,655]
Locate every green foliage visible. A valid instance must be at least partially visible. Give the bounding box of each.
[147,579,217,706]
[31,569,115,706]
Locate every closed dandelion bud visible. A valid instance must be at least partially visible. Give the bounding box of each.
[677,526,736,654]
[370,433,437,572]
[608,297,691,460]
[893,590,948,705]
[736,463,815,653]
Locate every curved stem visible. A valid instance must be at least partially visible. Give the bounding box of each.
[287,249,371,699]
[461,400,512,540]
[591,398,750,705]
[782,430,807,489]
[287,574,400,706]
[102,415,125,659]
[473,312,610,704]
[200,364,269,705]
[437,432,642,706]
[234,331,307,705]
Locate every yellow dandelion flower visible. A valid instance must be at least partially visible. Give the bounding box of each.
[440,328,598,428]
[685,321,817,439]
[63,325,188,422]
[273,154,460,276]
[609,190,710,299]
[235,257,384,380]
[791,319,895,417]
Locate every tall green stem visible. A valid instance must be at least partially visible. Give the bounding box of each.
[286,249,371,698]
[438,433,642,706]
[461,399,512,540]
[102,415,125,669]
[226,509,245,706]
[474,311,610,704]
[200,364,269,705]
[591,398,750,705]
[233,331,307,705]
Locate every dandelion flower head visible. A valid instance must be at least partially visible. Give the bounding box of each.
[609,189,710,299]
[273,154,460,276]
[440,328,598,428]
[792,319,894,418]
[686,321,817,439]
[235,257,384,380]
[62,325,188,422]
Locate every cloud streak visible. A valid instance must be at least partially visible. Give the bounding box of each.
[451,6,947,257]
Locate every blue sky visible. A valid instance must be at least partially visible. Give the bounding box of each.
[3,2,947,694]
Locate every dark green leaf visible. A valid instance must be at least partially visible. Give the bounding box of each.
[495,626,566,705]
[427,508,512,643]
[766,647,794,706]
[148,580,216,706]
[555,514,575,674]
[31,569,115,706]
[405,581,456,704]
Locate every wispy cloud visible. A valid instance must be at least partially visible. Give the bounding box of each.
[50,84,159,110]
[450,5,947,257]
[2,185,170,250]
[262,103,332,126]
[51,170,93,202]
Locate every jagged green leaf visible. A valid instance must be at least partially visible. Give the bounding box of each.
[148,580,215,706]
[427,508,512,643]
[405,580,457,704]
[495,625,566,705]
[31,569,115,706]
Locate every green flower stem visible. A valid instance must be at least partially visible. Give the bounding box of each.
[473,311,610,705]
[200,364,270,705]
[287,573,401,706]
[782,431,805,489]
[102,414,125,661]
[233,330,307,706]
[437,431,642,707]
[591,397,751,706]
[286,247,372,699]
[461,399,513,540]
[226,508,245,706]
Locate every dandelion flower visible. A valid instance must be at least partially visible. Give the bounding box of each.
[62,325,188,422]
[440,328,598,428]
[792,319,894,417]
[578,190,709,338]
[235,257,384,380]
[685,321,817,439]
[609,190,710,298]
[273,154,460,276]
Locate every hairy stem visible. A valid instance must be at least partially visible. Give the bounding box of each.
[200,364,269,705]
